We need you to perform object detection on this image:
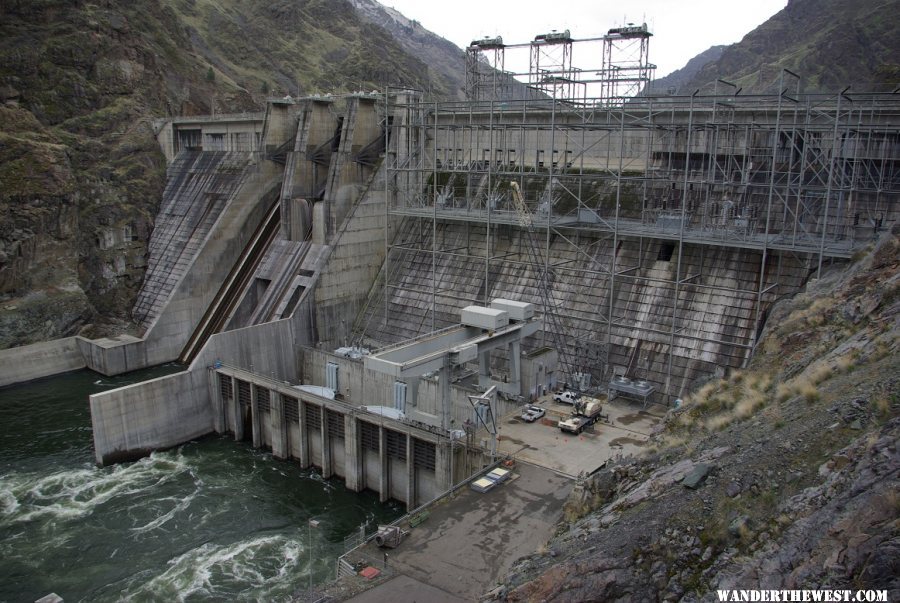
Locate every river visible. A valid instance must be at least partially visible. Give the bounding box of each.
[0,366,402,602]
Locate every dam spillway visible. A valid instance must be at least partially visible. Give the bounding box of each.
[131,150,258,330]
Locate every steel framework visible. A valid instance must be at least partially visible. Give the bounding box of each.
[465,25,655,104]
[365,79,899,404]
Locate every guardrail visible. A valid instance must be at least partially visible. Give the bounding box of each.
[367,324,463,356]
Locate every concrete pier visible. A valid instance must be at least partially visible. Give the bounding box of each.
[211,366,452,509]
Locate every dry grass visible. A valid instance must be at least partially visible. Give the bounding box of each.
[798,380,820,403]
[705,413,733,431]
[801,298,833,325]
[871,341,892,362]
[775,376,820,404]
[775,382,794,403]
[736,521,753,542]
[746,372,773,393]
[884,487,900,514]
[734,388,767,418]
[776,296,834,335]
[872,395,892,419]
[762,402,785,428]
[688,382,719,408]
[687,370,776,431]
[659,433,689,449]
[834,349,860,373]
[808,362,833,385]
[773,356,839,404]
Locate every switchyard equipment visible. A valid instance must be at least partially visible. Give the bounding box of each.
[374,525,405,548]
[608,375,655,408]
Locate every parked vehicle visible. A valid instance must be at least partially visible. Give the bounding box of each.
[520,405,546,423]
[558,398,604,434]
[553,390,580,405]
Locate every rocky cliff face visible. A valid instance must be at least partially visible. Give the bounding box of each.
[489,229,900,601]
[348,0,466,98]
[660,0,899,93]
[0,0,463,348]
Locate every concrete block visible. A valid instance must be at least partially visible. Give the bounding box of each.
[90,370,213,465]
[461,306,509,330]
[490,298,534,321]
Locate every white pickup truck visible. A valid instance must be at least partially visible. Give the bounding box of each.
[520,405,546,423]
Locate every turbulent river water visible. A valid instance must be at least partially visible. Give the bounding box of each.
[0,366,403,602]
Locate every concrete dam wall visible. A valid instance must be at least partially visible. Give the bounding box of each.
[358,218,812,402]
[132,150,256,330]
[8,91,892,497]
[80,155,282,375]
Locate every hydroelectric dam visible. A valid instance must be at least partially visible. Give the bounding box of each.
[1,31,899,600]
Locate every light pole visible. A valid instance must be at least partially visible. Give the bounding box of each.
[308,518,320,596]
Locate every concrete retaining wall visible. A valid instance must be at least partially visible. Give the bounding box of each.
[314,182,388,349]
[89,369,212,465]
[88,286,311,464]
[0,337,87,387]
[192,316,301,383]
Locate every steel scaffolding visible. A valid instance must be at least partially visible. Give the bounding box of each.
[369,80,899,404]
[465,25,655,104]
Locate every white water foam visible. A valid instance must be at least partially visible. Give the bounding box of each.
[0,451,195,526]
[0,487,20,515]
[123,534,307,601]
[129,489,200,534]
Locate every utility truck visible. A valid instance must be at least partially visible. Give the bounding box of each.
[558,397,604,434]
[553,390,580,405]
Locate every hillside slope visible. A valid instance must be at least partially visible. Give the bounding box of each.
[0,0,461,348]
[650,45,726,94]
[490,229,899,601]
[665,0,899,93]
[348,0,466,98]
